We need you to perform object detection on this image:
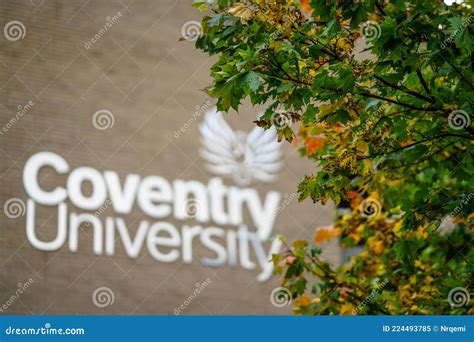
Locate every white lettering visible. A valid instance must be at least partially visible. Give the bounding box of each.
[22,151,284,282]
[23,152,69,205]
[147,222,181,263]
[26,199,67,251]
[67,167,107,210]
[138,176,172,218]
[104,171,140,214]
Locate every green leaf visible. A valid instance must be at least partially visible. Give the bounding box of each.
[243,71,261,92]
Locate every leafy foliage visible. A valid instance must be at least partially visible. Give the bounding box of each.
[193,0,473,314]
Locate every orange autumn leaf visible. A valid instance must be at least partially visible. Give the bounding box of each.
[315,227,340,244]
[300,0,313,14]
[331,122,345,133]
[372,240,384,255]
[347,191,363,208]
[294,294,312,307]
[314,56,326,68]
[348,232,362,244]
[293,239,308,249]
[316,122,327,129]
[400,140,415,147]
[304,135,326,155]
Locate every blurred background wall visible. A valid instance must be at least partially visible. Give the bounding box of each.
[0,0,337,315]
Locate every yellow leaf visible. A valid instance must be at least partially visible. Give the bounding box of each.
[373,240,384,255]
[298,60,307,71]
[356,141,369,153]
[340,303,356,315]
[347,108,357,117]
[336,39,352,52]
[315,227,340,243]
[228,3,254,22]
[416,226,428,239]
[294,294,312,307]
[393,220,403,235]
[348,232,361,244]
[318,103,336,117]
[293,239,307,249]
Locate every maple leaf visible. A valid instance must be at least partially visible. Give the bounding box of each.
[315,227,340,244]
[304,134,326,155]
[228,3,253,23]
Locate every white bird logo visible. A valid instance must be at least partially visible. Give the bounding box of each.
[199,107,282,186]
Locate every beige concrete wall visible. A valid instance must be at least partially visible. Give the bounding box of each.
[0,0,336,315]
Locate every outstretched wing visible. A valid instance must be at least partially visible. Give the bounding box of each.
[245,125,282,182]
[199,107,238,176]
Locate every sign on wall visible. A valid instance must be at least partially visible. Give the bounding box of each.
[22,108,286,282]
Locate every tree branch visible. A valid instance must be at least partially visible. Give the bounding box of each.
[359,133,473,160]
[442,56,474,88]
[375,1,386,16]
[372,109,412,129]
[374,75,434,103]
[416,69,432,95]
[358,91,439,111]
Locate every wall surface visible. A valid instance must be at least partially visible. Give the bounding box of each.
[0,0,337,315]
